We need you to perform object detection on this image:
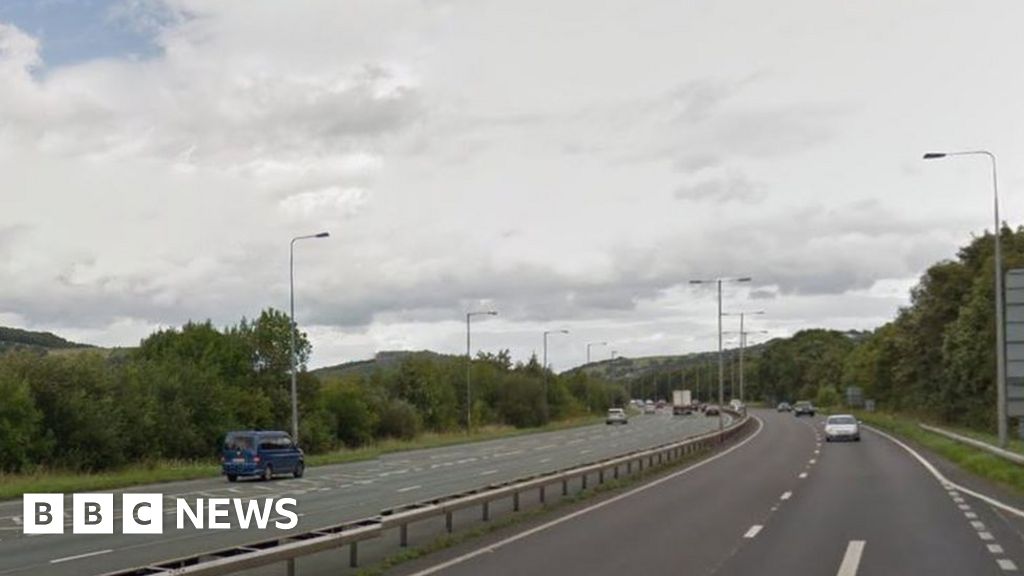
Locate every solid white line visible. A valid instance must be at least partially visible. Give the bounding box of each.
[866,425,1024,520]
[836,540,866,576]
[50,549,114,564]
[397,485,422,493]
[998,559,1018,571]
[744,525,763,538]
[781,491,792,500]
[990,544,1005,554]
[406,417,765,576]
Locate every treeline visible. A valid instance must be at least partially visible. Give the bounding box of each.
[0,309,625,473]
[637,227,1024,434]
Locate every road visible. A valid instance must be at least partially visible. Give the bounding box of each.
[399,409,1024,576]
[0,411,724,576]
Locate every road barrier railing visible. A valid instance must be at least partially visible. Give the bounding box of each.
[102,411,753,576]
[918,422,1024,466]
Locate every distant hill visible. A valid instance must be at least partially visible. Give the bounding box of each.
[0,326,93,354]
[312,350,456,380]
[572,344,771,382]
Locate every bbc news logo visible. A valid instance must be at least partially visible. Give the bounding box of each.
[22,494,298,534]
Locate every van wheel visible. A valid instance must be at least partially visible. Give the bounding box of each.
[262,465,273,481]
[294,462,305,478]
[227,474,238,483]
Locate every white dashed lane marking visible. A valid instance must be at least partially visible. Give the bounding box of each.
[780,491,792,501]
[743,525,762,538]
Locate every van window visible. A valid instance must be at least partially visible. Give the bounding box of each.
[224,433,255,451]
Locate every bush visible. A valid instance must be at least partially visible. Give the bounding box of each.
[378,399,421,440]
[815,386,841,408]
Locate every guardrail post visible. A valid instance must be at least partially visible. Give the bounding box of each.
[400,523,408,547]
[482,501,490,521]
[582,473,588,490]
[562,479,568,495]
[614,465,619,480]
[287,558,295,576]
[599,469,605,484]
[513,492,520,512]
[349,542,358,568]
[446,511,453,533]
[540,485,546,504]
[627,461,632,474]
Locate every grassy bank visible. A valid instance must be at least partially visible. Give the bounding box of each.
[854,411,1024,496]
[0,415,603,502]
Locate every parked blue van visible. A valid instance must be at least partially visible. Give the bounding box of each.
[221,430,305,482]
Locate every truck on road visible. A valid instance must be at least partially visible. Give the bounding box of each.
[672,389,693,415]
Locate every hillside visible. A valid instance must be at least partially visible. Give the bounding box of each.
[0,326,92,354]
[312,349,455,380]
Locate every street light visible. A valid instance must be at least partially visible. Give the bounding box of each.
[586,341,607,364]
[690,277,752,432]
[543,329,570,398]
[289,231,330,443]
[723,310,765,404]
[466,310,498,432]
[611,350,619,360]
[924,150,1006,447]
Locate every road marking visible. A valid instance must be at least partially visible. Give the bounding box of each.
[11,516,21,526]
[809,459,817,464]
[990,544,1005,554]
[953,496,965,503]
[798,472,808,479]
[480,469,499,476]
[998,559,1018,571]
[580,449,592,455]
[836,540,865,576]
[959,504,971,510]
[980,532,995,541]
[539,458,552,463]
[50,549,114,564]
[743,525,763,538]
[406,416,765,576]
[534,444,557,451]
[397,485,422,493]
[781,491,792,500]
[965,511,978,519]
[867,425,1024,520]
[971,521,987,530]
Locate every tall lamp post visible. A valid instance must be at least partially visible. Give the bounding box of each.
[924,150,1006,447]
[723,310,765,404]
[586,341,607,364]
[689,277,752,432]
[289,231,330,443]
[466,310,498,432]
[543,329,570,398]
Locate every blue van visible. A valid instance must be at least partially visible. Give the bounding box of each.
[221,430,305,482]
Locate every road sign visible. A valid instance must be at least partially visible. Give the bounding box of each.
[1004,269,1024,417]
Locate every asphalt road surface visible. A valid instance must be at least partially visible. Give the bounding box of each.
[397,409,1024,576]
[0,410,723,576]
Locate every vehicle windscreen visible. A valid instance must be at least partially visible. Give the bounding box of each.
[829,416,856,425]
[224,433,255,451]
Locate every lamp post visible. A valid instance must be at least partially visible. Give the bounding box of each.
[543,329,570,399]
[723,311,765,404]
[924,150,1006,447]
[611,350,618,360]
[466,310,498,432]
[586,341,607,364]
[689,277,752,432]
[289,231,329,443]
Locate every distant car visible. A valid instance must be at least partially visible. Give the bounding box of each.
[643,404,657,415]
[825,414,860,442]
[606,408,629,425]
[656,400,666,410]
[777,402,792,412]
[221,430,305,482]
[729,399,744,411]
[705,404,720,416]
[793,401,816,417]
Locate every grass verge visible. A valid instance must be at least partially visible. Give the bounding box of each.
[854,410,1024,496]
[0,415,603,502]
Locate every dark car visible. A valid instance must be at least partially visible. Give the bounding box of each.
[793,401,816,417]
[705,404,720,416]
[221,430,305,482]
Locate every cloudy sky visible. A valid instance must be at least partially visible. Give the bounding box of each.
[1,0,1022,370]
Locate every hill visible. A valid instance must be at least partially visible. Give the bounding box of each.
[312,349,455,380]
[0,326,93,354]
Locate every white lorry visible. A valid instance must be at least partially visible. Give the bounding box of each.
[672,390,693,415]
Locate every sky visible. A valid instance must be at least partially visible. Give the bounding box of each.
[1,0,1023,370]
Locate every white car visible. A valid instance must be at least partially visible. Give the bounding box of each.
[824,414,861,442]
[606,408,629,425]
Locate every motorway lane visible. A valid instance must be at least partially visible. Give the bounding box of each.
[399,410,1024,576]
[0,411,722,576]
